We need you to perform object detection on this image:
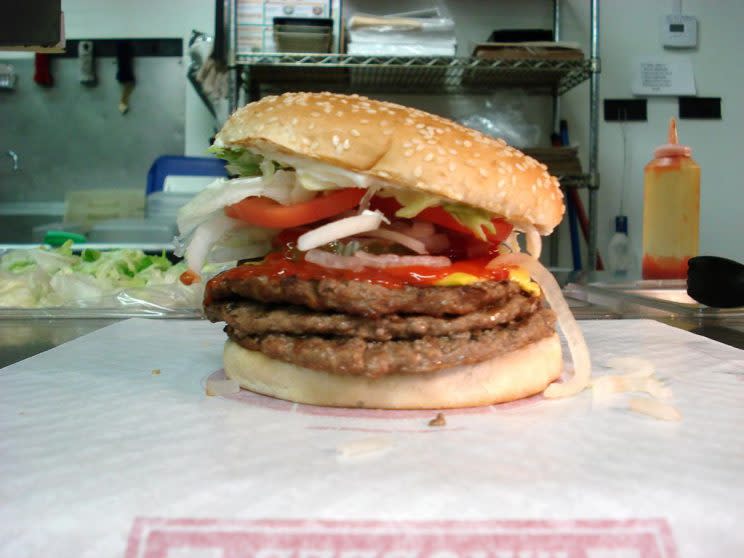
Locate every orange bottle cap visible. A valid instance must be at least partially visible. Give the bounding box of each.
[654,117,692,158]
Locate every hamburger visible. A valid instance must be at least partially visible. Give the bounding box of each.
[177,92,590,409]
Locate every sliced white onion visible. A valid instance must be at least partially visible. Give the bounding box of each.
[206,378,241,396]
[186,213,244,272]
[305,249,364,271]
[357,185,381,213]
[515,224,542,259]
[502,231,521,254]
[297,210,386,252]
[358,229,428,255]
[305,249,450,271]
[488,252,591,398]
[628,398,682,421]
[353,251,451,268]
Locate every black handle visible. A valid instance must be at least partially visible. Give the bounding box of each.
[687,256,744,308]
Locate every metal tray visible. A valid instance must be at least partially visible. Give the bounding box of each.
[567,279,744,320]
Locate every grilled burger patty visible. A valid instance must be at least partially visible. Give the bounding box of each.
[225,308,556,377]
[206,294,541,341]
[206,274,522,318]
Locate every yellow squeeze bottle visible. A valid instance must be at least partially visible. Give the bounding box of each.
[642,118,700,280]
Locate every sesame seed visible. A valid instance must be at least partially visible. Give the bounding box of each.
[380,120,389,127]
[332,135,340,146]
[415,144,424,152]
[479,168,489,177]
[424,153,434,162]
[473,152,481,158]
[437,147,446,155]
[405,118,414,126]
[403,142,412,148]
[383,129,393,135]
[455,139,463,146]
[336,111,344,117]
[311,112,321,118]
[308,123,315,130]
[324,106,332,114]
[448,162,456,172]
[291,117,298,125]
[351,129,360,137]
[267,116,278,123]
[416,123,425,129]
[266,106,274,112]
[448,148,457,155]
[531,184,537,193]
[342,138,350,150]
[427,139,437,145]
[360,119,369,124]
[498,179,506,188]
[405,150,413,157]
[379,170,391,178]
[516,163,526,172]
[301,138,310,145]
[366,109,377,114]
[414,166,423,178]
[464,140,472,148]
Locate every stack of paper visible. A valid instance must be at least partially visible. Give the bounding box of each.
[347,13,456,56]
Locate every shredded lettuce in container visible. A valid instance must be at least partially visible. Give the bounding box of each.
[0,241,197,309]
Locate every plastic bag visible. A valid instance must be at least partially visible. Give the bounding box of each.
[456,93,541,148]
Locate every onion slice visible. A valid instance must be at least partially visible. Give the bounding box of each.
[515,224,542,259]
[488,252,591,398]
[186,213,244,272]
[305,249,450,271]
[354,251,450,268]
[358,229,428,254]
[297,210,386,251]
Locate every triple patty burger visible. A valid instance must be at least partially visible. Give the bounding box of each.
[177,92,590,409]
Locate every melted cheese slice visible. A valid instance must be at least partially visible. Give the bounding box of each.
[434,266,540,296]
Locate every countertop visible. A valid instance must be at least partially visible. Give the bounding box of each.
[2,296,743,370]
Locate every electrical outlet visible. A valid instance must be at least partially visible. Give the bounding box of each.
[604,99,647,121]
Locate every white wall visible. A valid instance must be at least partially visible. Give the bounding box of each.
[561,0,744,265]
[60,0,216,156]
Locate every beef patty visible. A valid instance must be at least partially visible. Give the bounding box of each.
[206,274,521,317]
[206,294,540,341]
[226,308,556,377]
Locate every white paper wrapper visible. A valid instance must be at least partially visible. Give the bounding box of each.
[1,318,743,557]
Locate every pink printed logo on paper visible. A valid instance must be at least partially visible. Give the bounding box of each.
[205,369,542,420]
[125,518,677,558]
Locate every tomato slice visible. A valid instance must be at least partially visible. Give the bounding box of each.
[225,188,365,228]
[369,197,512,243]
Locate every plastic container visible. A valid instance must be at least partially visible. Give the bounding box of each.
[88,218,177,244]
[607,215,631,277]
[642,118,700,280]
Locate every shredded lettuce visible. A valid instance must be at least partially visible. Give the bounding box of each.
[383,189,498,240]
[441,203,497,241]
[0,244,191,308]
[208,146,263,176]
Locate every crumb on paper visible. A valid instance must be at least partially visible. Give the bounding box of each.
[628,397,682,422]
[206,378,240,396]
[151,369,161,375]
[336,436,392,460]
[428,412,447,427]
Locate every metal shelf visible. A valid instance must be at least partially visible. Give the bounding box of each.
[236,53,591,97]
[558,175,590,189]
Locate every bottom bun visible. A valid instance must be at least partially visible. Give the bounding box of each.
[223,333,563,409]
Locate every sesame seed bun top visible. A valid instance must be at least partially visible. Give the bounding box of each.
[216,92,565,234]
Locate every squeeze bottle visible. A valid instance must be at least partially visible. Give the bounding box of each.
[642,118,700,279]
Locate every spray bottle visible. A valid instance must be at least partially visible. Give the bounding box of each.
[642,118,700,279]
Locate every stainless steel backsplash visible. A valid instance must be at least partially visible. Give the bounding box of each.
[0,56,185,205]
